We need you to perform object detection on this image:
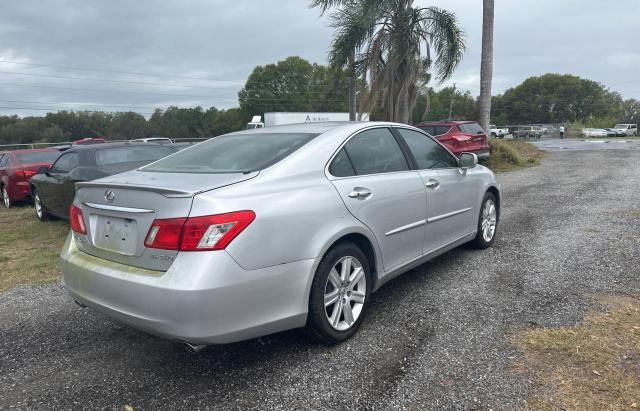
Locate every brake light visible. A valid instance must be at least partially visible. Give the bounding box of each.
[15,169,37,178]
[70,205,87,234]
[144,211,255,251]
[144,218,186,250]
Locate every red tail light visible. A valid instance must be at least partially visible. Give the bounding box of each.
[15,169,37,179]
[144,211,255,251]
[70,205,87,234]
[144,218,186,250]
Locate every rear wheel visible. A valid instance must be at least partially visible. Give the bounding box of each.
[306,242,370,344]
[1,186,10,208]
[33,189,50,221]
[470,192,498,249]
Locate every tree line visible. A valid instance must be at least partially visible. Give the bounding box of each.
[1,61,638,145]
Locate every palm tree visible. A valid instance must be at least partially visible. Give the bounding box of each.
[479,0,495,133]
[311,0,465,124]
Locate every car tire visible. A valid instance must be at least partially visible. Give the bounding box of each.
[470,191,499,249]
[306,242,371,344]
[490,133,496,138]
[1,186,10,208]
[32,189,50,222]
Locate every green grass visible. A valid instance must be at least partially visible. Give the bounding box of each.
[512,294,640,410]
[0,206,69,291]
[480,139,544,172]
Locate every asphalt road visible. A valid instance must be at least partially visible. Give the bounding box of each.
[2,146,639,410]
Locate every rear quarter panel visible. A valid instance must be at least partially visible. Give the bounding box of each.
[190,170,381,272]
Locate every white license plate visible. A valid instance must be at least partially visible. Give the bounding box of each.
[94,216,138,255]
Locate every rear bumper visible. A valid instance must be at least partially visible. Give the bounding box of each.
[6,181,31,201]
[61,234,318,344]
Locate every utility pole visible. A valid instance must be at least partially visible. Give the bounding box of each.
[448,83,456,120]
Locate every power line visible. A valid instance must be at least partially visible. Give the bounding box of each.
[0,71,241,90]
[0,59,244,83]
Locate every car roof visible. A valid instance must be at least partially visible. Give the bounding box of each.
[63,142,172,152]
[7,147,58,154]
[414,120,475,126]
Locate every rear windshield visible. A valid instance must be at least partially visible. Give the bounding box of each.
[95,146,174,167]
[459,123,485,135]
[142,132,318,174]
[15,151,60,164]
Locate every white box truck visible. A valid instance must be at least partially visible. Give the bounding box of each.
[246,112,370,129]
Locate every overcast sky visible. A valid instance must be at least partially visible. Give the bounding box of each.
[0,0,638,117]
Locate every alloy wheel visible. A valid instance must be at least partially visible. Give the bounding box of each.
[481,199,497,242]
[2,187,9,208]
[324,256,366,331]
[34,193,43,219]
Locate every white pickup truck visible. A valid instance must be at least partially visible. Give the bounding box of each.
[489,125,508,138]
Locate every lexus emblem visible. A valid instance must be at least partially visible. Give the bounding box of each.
[104,189,116,203]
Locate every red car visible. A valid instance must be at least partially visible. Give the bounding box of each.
[0,149,61,208]
[414,121,490,159]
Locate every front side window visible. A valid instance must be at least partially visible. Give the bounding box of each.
[343,128,409,175]
[50,153,79,174]
[397,128,458,169]
[142,132,317,174]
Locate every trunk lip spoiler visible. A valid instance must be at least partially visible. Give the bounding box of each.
[75,182,195,198]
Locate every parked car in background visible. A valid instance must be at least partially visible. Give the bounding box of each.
[582,128,610,138]
[414,121,490,158]
[612,123,637,136]
[488,125,507,138]
[30,143,176,221]
[130,137,174,144]
[605,128,626,137]
[61,122,500,349]
[512,126,543,139]
[0,148,61,208]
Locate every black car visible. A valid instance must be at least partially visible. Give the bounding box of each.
[30,142,176,221]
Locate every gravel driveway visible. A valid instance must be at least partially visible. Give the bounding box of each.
[2,148,639,410]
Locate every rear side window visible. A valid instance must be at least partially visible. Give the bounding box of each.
[142,133,317,174]
[343,128,409,175]
[0,154,7,167]
[459,123,485,135]
[434,126,452,135]
[95,146,173,167]
[397,129,458,169]
[15,151,60,164]
[51,152,79,173]
[329,148,355,177]
[418,126,435,135]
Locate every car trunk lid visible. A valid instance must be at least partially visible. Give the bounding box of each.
[73,170,258,271]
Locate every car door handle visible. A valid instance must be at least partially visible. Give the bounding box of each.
[425,179,440,189]
[348,188,372,199]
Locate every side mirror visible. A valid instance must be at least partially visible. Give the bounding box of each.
[37,166,49,175]
[459,152,478,170]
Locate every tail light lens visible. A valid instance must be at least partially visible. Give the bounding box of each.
[144,218,186,250]
[144,211,255,251]
[70,205,87,234]
[15,169,37,179]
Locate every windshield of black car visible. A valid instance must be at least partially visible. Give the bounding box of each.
[95,146,174,167]
[15,151,60,164]
[141,132,319,174]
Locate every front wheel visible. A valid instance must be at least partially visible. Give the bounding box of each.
[33,189,50,222]
[1,186,10,208]
[470,192,499,249]
[306,242,370,344]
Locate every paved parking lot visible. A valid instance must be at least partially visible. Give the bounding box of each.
[1,146,639,409]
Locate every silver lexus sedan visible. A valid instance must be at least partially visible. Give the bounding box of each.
[61,122,500,350]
